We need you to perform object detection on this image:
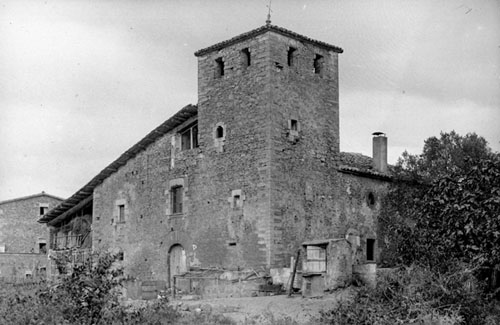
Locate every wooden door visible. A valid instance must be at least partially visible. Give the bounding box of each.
[169,244,186,288]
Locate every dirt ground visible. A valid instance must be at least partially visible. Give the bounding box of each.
[174,289,354,324]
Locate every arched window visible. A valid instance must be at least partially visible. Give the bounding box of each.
[213,123,226,152]
[216,125,224,139]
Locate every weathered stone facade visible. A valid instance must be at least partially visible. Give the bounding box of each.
[0,253,48,281]
[40,24,391,297]
[0,192,63,279]
[0,193,62,253]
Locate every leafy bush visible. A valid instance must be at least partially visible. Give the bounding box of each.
[378,180,425,267]
[380,132,500,284]
[0,252,234,324]
[0,281,66,324]
[375,133,500,323]
[319,264,500,325]
[47,252,125,323]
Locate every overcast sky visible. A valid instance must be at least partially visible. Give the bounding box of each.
[1,0,499,201]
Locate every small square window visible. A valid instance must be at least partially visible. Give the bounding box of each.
[230,190,244,209]
[215,57,224,77]
[287,47,297,66]
[305,245,326,273]
[39,243,47,254]
[241,48,251,67]
[39,206,48,216]
[180,122,199,151]
[233,195,241,209]
[288,119,300,140]
[313,54,324,74]
[171,186,183,214]
[367,192,376,207]
[367,239,376,261]
[118,205,125,222]
[181,130,191,150]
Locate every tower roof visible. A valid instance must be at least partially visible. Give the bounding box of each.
[194,24,343,57]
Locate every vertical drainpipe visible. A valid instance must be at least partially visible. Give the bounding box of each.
[372,132,388,173]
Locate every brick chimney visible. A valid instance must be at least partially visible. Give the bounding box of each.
[372,132,387,173]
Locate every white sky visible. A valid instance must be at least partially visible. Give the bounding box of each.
[1,0,499,201]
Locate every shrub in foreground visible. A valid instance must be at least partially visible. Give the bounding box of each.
[0,252,234,324]
[319,264,500,325]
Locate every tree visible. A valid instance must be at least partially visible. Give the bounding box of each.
[394,131,493,182]
[414,155,500,268]
[380,131,500,272]
[374,131,500,325]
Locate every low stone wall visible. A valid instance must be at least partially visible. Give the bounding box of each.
[123,280,168,300]
[0,253,48,282]
[353,263,377,288]
[199,277,265,299]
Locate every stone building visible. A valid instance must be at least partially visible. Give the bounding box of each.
[40,23,391,298]
[0,192,63,280]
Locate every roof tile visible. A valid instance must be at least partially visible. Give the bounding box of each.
[194,24,343,57]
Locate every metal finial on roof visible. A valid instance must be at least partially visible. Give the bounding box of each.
[266,0,272,25]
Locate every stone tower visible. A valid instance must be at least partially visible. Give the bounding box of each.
[193,24,343,269]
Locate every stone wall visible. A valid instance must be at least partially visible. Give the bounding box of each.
[200,278,265,299]
[92,118,187,284]
[0,253,48,281]
[88,27,389,295]
[337,173,387,264]
[92,32,276,284]
[0,194,62,253]
[267,31,341,268]
[196,31,273,269]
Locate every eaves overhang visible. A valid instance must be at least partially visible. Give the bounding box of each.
[339,166,393,181]
[46,195,93,227]
[38,104,198,224]
[194,24,343,57]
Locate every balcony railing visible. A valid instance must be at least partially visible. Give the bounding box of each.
[51,231,91,251]
[48,248,92,278]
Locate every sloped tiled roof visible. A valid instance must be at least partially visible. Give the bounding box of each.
[339,165,392,181]
[339,152,392,181]
[38,104,198,224]
[339,152,373,170]
[194,24,343,57]
[0,192,65,205]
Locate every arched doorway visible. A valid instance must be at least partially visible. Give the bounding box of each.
[168,244,187,288]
